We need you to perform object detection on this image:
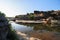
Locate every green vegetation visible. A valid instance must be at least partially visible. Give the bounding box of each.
[27,13,35,20]
[7,24,19,40]
[19,23,60,32]
[0,12,5,16]
[0,12,19,40]
[15,10,60,32]
[15,10,60,20]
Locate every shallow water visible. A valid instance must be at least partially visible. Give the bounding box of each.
[10,21,33,33]
[10,21,60,33]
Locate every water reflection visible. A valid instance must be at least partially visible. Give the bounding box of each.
[17,23,60,32]
[11,22,33,33]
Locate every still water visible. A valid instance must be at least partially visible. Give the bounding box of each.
[10,21,33,33]
[10,21,60,33]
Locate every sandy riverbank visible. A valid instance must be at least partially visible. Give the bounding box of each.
[15,20,44,24]
[16,31,41,40]
[16,31,60,40]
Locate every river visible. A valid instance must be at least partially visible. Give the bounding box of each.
[10,21,60,40]
[10,21,33,33]
[10,21,60,32]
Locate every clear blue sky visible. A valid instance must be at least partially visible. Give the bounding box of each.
[0,0,60,17]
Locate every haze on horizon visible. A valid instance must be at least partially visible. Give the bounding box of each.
[0,0,60,17]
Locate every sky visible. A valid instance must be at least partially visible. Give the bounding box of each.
[0,0,60,17]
